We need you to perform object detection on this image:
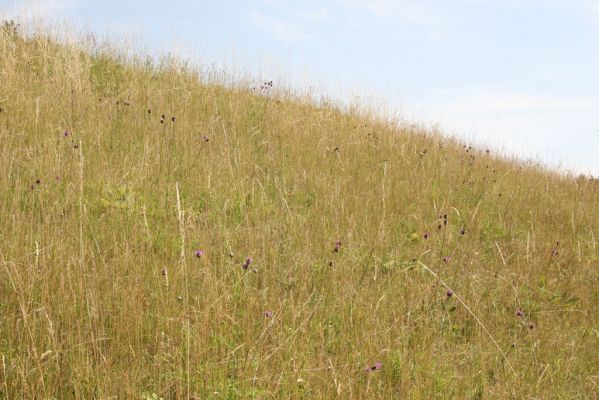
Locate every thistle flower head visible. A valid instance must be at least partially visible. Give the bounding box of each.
[333,240,342,253]
[364,361,382,373]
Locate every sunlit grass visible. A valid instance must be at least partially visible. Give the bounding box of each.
[1,21,598,399]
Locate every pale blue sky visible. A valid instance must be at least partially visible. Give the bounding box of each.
[3,0,599,175]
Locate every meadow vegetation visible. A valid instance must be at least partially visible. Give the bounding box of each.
[1,22,598,398]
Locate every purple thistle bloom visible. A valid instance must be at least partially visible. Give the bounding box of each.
[243,257,253,270]
[194,249,204,258]
[63,130,70,137]
[551,242,560,256]
[516,309,524,318]
[264,310,273,318]
[333,240,342,253]
[423,232,429,240]
[365,361,382,373]
[446,289,453,298]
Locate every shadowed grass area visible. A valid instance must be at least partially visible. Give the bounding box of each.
[1,22,598,399]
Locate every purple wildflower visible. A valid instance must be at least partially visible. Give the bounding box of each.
[516,309,524,318]
[446,289,453,298]
[243,257,252,270]
[365,361,382,373]
[442,256,451,263]
[333,240,342,253]
[264,310,273,318]
[423,232,429,240]
[194,249,204,258]
[63,130,70,137]
[551,242,560,256]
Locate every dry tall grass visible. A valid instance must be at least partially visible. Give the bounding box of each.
[1,22,598,399]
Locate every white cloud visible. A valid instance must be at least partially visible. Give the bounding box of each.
[343,0,443,27]
[333,0,456,40]
[580,1,599,26]
[251,11,313,41]
[1,0,78,22]
[299,8,330,22]
[442,92,598,115]
[512,0,599,27]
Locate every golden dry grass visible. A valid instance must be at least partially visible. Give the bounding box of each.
[1,22,598,399]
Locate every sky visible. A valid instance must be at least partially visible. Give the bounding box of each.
[2,0,599,175]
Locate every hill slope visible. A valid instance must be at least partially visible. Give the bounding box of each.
[1,24,598,398]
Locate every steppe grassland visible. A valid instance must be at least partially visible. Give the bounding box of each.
[1,23,598,398]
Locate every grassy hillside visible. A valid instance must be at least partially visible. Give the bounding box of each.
[1,23,598,399]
